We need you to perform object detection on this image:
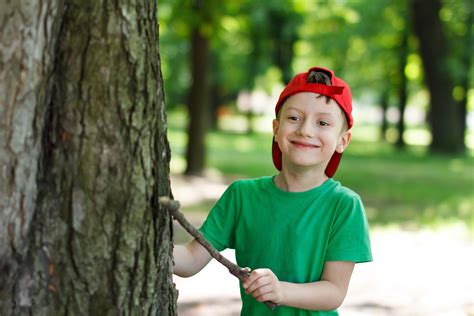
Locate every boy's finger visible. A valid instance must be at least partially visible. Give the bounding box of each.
[243,269,261,286]
[241,267,252,288]
[245,275,271,294]
[249,283,273,297]
[256,292,276,303]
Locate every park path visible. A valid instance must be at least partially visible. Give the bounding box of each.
[170,175,474,316]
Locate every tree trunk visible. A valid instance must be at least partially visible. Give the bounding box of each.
[396,29,409,149]
[412,0,465,153]
[457,5,472,140]
[184,27,210,175]
[379,88,390,142]
[268,9,300,84]
[0,1,177,315]
[210,85,220,131]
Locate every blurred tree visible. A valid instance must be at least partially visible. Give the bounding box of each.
[412,0,466,153]
[267,3,302,84]
[376,1,414,147]
[162,0,223,175]
[243,4,268,134]
[299,0,436,149]
[345,0,402,142]
[185,0,212,175]
[396,27,410,149]
[379,89,391,141]
[459,4,473,136]
[238,0,302,133]
[458,7,472,136]
[0,1,176,314]
[209,51,222,130]
[442,0,473,146]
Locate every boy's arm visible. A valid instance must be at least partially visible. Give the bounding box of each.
[173,239,212,277]
[243,261,355,311]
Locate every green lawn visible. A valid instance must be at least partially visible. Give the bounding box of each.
[167,110,474,228]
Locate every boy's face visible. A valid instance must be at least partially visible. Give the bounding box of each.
[273,92,351,172]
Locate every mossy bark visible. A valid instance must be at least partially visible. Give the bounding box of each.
[0,0,177,315]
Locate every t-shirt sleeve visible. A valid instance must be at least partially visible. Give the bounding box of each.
[325,194,373,263]
[198,182,239,252]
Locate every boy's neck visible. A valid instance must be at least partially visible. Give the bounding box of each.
[274,170,329,192]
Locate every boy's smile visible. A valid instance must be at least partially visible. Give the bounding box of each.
[273,92,350,172]
[290,140,320,149]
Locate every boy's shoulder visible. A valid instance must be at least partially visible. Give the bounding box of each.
[229,176,272,190]
[327,179,363,207]
[330,179,362,201]
[328,181,367,218]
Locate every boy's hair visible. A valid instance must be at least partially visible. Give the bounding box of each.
[272,66,353,177]
[306,69,332,104]
[307,69,331,85]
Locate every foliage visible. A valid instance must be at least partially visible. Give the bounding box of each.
[158,0,472,111]
[158,0,303,107]
[158,0,473,166]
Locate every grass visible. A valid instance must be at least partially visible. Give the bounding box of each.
[167,109,474,229]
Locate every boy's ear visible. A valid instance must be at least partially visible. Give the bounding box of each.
[336,130,351,154]
[272,119,280,141]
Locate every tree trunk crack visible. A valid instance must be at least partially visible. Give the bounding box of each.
[67,186,90,298]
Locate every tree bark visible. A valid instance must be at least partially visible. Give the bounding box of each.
[412,0,465,153]
[0,0,177,315]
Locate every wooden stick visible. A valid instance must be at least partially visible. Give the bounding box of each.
[159,196,277,310]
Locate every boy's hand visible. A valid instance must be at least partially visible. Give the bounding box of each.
[242,268,283,305]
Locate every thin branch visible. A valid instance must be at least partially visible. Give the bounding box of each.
[159,196,277,310]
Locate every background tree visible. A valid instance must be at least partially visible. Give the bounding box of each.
[441,0,472,146]
[395,27,410,149]
[185,0,213,175]
[162,0,223,175]
[240,0,302,133]
[0,1,176,314]
[266,1,302,84]
[412,0,465,153]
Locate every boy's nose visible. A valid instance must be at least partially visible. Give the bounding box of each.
[296,120,315,137]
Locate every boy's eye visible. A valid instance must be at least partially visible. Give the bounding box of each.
[319,121,330,126]
[288,115,301,121]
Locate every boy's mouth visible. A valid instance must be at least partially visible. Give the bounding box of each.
[290,140,319,149]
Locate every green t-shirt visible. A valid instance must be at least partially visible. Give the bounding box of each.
[199,176,372,316]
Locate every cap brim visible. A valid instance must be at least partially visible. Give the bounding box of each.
[272,140,282,171]
[325,151,342,178]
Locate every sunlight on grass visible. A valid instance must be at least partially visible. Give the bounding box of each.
[404,128,431,146]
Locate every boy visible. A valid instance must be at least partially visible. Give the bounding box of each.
[173,66,372,315]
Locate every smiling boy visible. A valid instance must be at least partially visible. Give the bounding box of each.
[173,66,372,315]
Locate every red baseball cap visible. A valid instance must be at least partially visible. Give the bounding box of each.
[272,66,353,177]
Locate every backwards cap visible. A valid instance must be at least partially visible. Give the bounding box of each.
[272,66,353,177]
